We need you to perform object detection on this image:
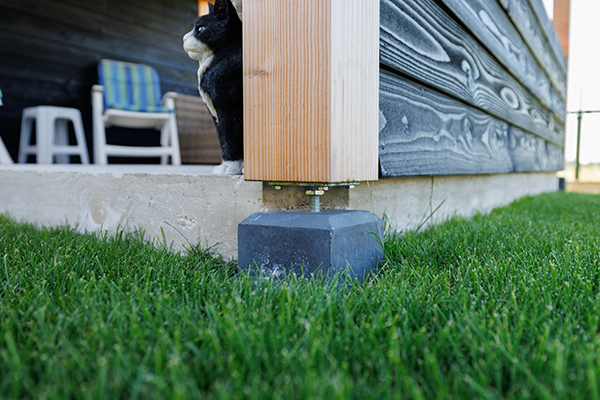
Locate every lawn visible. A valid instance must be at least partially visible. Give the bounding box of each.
[1,192,600,399]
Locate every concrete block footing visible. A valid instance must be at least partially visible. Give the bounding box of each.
[238,210,384,281]
[0,166,559,257]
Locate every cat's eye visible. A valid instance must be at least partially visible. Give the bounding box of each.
[197,26,205,33]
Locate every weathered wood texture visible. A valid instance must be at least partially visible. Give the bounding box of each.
[243,0,379,183]
[0,0,199,161]
[515,0,567,71]
[499,0,566,69]
[380,0,564,148]
[379,70,563,177]
[438,0,566,105]
[497,0,567,78]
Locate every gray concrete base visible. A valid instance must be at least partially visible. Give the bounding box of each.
[0,165,558,258]
[348,173,560,233]
[238,210,384,280]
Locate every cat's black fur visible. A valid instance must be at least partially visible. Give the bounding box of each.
[190,0,243,163]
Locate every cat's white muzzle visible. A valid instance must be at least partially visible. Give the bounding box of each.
[183,30,213,62]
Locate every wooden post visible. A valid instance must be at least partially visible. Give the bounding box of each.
[553,0,571,57]
[243,0,380,183]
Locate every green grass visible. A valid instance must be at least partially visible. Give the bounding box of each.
[1,192,600,399]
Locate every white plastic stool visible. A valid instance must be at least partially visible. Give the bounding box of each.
[0,87,12,164]
[0,136,12,164]
[19,106,90,164]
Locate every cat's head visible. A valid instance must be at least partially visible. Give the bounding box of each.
[183,0,241,61]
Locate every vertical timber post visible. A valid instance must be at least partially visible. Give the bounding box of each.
[243,0,380,183]
[238,1,383,280]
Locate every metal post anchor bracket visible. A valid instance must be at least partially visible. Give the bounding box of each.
[269,182,359,212]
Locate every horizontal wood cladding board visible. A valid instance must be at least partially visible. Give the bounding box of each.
[0,2,198,95]
[52,0,197,39]
[0,1,190,58]
[497,0,567,77]
[379,0,565,146]
[438,0,566,103]
[0,11,194,76]
[123,0,197,22]
[511,125,564,172]
[520,0,567,71]
[379,69,563,177]
[0,77,71,108]
[0,32,197,95]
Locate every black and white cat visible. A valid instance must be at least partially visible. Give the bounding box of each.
[183,0,243,175]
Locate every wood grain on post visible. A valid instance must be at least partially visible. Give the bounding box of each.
[553,0,571,58]
[243,0,380,183]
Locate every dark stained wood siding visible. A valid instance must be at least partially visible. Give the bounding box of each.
[380,0,564,138]
[439,0,566,101]
[510,0,567,73]
[379,69,562,176]
[0,0,200,161]
[378,0,565,177]
[497,0,567,80]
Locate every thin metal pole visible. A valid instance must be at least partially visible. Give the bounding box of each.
[575,111,582,181]
[567,109,600,181]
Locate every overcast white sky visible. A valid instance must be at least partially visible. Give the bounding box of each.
[542,0,600,164]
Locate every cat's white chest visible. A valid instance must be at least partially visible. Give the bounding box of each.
[183,31,219,123]
[196,56,218,123]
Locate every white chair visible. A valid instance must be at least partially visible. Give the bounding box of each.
[0,88,13,164]
[0,136,12,164]
[18,106,90,164]
[91,59,181,165]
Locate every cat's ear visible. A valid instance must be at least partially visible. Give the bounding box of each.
[207,2,214,13]
[226,0,239,20]
[213,0,228,19]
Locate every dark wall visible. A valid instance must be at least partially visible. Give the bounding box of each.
[0,0,200,162]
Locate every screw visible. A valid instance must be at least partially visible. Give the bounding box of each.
[309,195,320,212]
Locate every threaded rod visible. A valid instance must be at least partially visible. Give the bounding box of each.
[309,195,320,212]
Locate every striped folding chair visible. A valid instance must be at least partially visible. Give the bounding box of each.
[91,59,181,165]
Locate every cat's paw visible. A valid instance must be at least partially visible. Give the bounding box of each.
[213,160,244,175]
